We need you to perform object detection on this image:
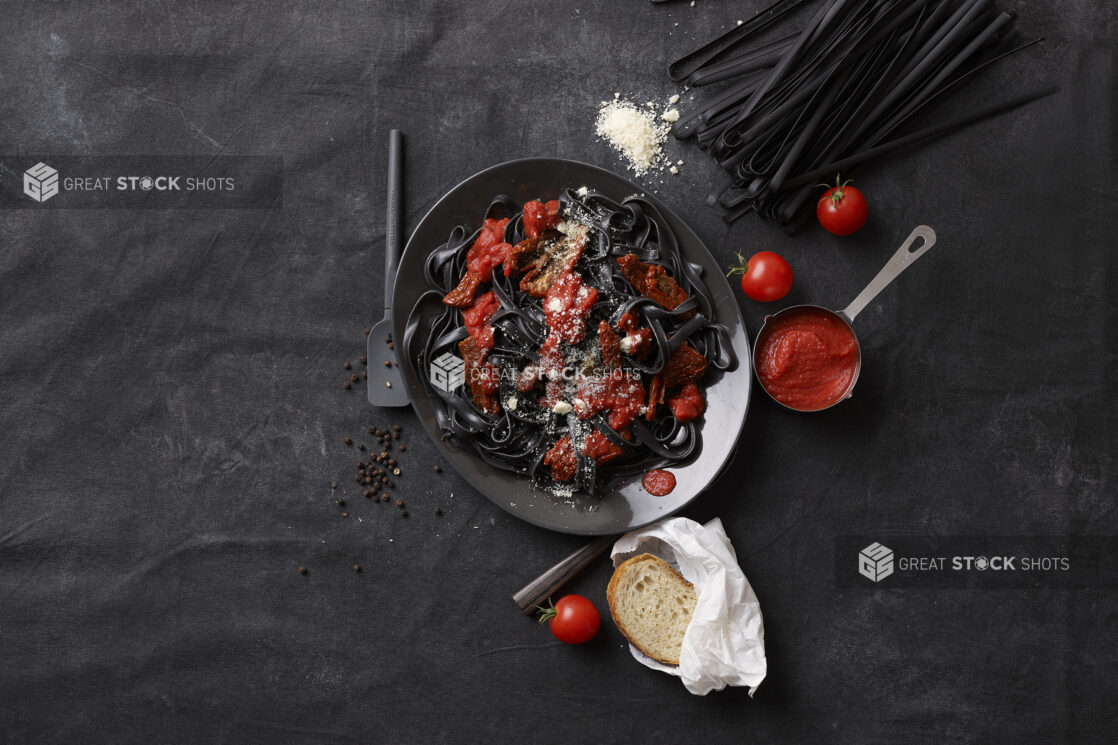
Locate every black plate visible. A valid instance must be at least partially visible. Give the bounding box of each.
[393,158,751,535]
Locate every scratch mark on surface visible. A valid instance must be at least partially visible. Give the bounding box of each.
[70,61,223,148]
[473,643,557,658]
[0,516,47,546]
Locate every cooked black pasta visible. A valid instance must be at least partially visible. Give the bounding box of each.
[402,189,736,496]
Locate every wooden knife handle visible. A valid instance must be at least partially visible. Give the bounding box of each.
[513,535,616,614]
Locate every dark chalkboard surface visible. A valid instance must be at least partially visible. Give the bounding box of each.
[1,1,1114,743]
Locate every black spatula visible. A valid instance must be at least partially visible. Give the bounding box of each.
[366,129,409,407]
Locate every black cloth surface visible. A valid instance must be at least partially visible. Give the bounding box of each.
[1,1,1115,743]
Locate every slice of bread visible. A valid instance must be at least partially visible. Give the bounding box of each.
[607,553,697,666]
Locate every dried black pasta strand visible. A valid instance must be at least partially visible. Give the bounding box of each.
[866,34,1046,149]
[765,6,926,196]
[779,85,1060,190]
[667,0,811,82]
[711,0,846,154]
[863,11,1017,150]
[845,0,992,149]
[686,32,798,87]
[717,0,910,170]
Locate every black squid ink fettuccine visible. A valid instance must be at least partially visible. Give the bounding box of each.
[403,188,737,497]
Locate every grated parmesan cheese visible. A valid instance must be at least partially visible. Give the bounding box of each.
[595,98,669,177]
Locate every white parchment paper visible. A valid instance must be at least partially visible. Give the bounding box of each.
[611,517,767,696]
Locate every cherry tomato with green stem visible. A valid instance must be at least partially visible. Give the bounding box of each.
[537,595,600,645]
[817,174,868,236]
[727,251,794,302]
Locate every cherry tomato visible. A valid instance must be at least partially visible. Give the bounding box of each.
[727,250,793,302]
[817,175,868,236]
[537,595,600,644]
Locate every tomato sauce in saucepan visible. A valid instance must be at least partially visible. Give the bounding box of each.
[754,307,860,411]
[642,469,676,496]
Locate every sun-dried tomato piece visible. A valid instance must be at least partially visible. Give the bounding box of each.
[517,232,587,298]
[443,270,483,307]
[458,336,500,414]
[443,218,511,306]
[616,254,692,315]
[543,435,577,481]
[598,321,621,372]
[647,343,707,419]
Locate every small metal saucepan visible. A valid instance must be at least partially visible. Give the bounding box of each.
[752,225,937,412]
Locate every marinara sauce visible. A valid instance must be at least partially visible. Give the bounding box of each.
[754,307,860,411]
[642,469,676,496]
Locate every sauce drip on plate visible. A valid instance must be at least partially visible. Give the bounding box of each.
[642,469,676,496]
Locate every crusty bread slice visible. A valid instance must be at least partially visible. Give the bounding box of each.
[607,553,697,665]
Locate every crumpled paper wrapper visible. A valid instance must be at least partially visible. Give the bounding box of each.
[610,517,767,696]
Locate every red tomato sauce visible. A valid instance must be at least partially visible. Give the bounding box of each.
[575,370,645,432]
[522,199,561,239]
[642,469,676,496]
[543,270,598,343]
[754,308,859,411]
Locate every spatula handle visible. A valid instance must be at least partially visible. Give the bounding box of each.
[513,535,615,614]
[385,130,404,310]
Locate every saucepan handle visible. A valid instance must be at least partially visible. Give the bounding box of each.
[841,225,936,324]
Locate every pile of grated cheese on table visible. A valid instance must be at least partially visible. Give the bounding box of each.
[595,97,672,177]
